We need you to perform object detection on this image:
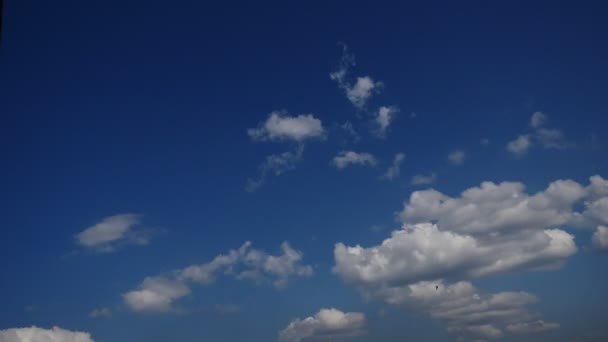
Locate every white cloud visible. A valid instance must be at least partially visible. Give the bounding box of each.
[123,277,191,313]
[75,214,150,252]
[381,153,405,180]
[125,242,312,313]
[278,308,366,342]
[508,112,573,156]
[246,146,304,192]
[248,111,325,142]
[347,77,382,109]
[334,223,576,286]
[361,280,555,340]
[506,320,560,334]
[89,307,111,318]
[331,176,608,339]
[0,326,94,342]
[506,134,532,156]
[592,226,608,249]
[481,138,490,146]
[530,111,548,128]
[330,45,382,109]
[411,173,437,186]
[448,150,466,165]
[333,151,377,169]
[373,106,398,138]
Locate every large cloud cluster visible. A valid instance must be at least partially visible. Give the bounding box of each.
[334,175,608,340]
[124,241,312,313]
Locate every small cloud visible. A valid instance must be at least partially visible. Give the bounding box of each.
[330,44,383,109]
[248,111,326,142]
[381,153,405,180]
[373,106,398,138]
[411,173,437,186]
[278,308,367,342]
[507,134,532,156]
[333,151,377,169]
[530,111,548,128]
[246,146,304,192]
[536,128,572,149]
[480,138,490,146]
[75,214,151,253]
[90,307,112,318]
[410,112,417,119]
[448,150,466,165]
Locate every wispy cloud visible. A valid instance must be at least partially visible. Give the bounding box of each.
[75,214,151,253]
[381,153,405,180]
[332,151,377,169]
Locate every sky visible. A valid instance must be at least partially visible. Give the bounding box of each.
[1,1,608,341]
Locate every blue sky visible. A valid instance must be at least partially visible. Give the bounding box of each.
[1,1,608,341]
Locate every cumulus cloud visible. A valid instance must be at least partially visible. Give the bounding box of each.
[334,223,576,286]
[246,146,304,192]
[278,308,366,342]
[411,173,437,186]
[448,150,466,165]
[333,151,377,169]
[381,153,405,180]
[75,214,150,253]
[330,45,382,109]
[536,128,570,149]
[0,326,94,342]
[89,307,111,318]
[592,226,608,250]
[373,106,398,138]
[333,176,608,339]
[507,135,532,156]
[124,242,312,313]
[248,111,325,142]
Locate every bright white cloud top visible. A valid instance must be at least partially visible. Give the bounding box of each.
[333,151,377,169]
[0,326,94,342]
[278,308,366,342]
[75,214,149,252]
[124,241,313,312]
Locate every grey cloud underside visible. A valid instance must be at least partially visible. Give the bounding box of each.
[124,242,313,313]
[334,175,608,340]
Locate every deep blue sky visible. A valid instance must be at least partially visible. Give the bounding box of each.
[1,1,608,341]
